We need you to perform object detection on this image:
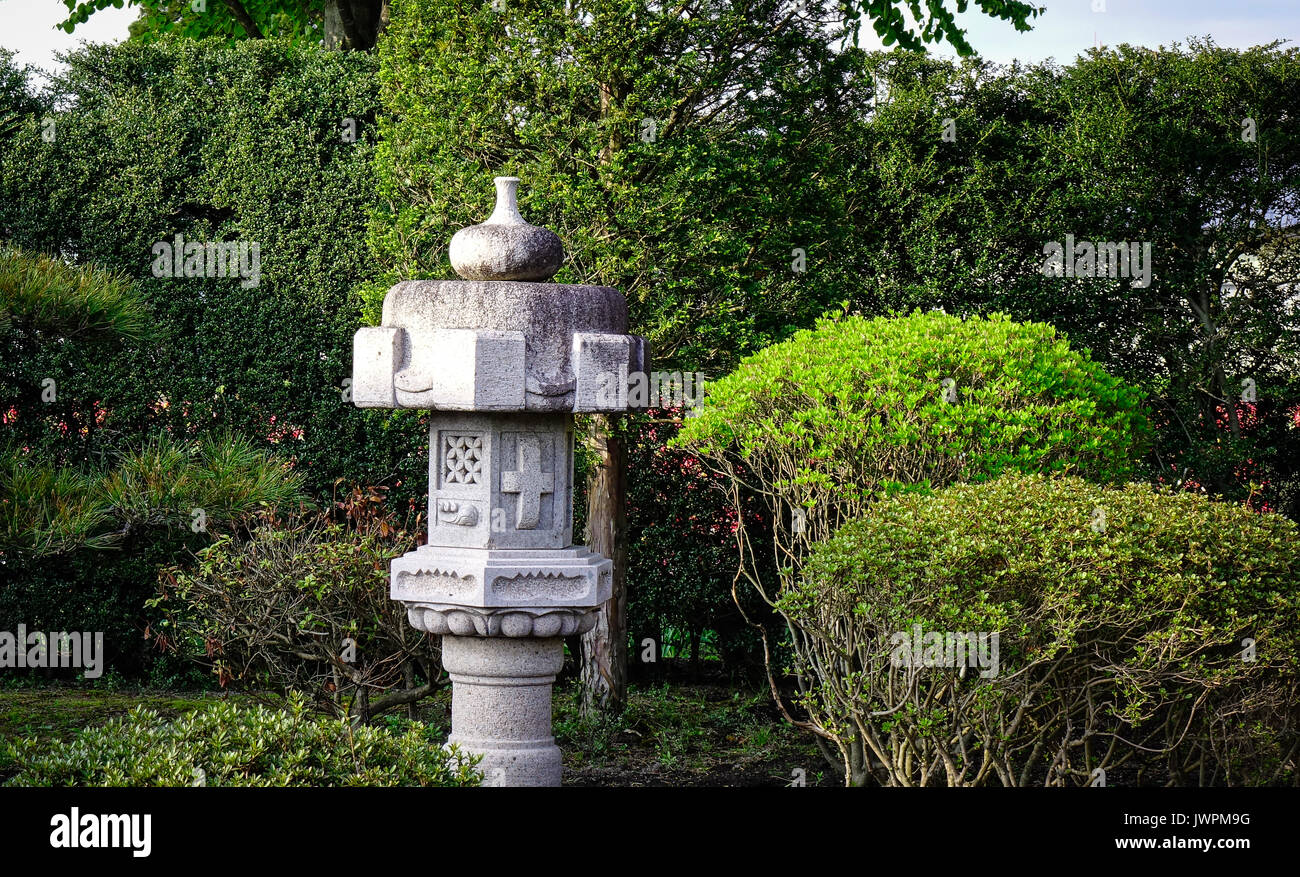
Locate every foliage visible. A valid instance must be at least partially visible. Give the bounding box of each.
[4,693,481,786]
[552,680,826,784]
[850,42,1300,515]
[55,0,1046,57]
[790,474,1300,786]
[0,430,305,677]
[54,0,1046,57]
[1,433,304,558]
[624,411,774,674]
[676,309,1150,597]
[372,0,876,372]
[0,41,410,677]
[151,501,440,720]
[58,0,329,44]
[1,245,153,341]
[675,311,1151,738]
[839,0,1042,56]
[0,39,394,498]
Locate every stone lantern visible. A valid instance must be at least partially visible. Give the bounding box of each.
[351,177,645,786]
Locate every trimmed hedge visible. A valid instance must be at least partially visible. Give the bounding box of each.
[673,308,1151,614]
[678,310,1150,493]
[790,474,1300,786]
[5,695,481,787]
[0,38,404,498]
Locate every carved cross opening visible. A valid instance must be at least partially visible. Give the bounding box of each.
[501,435,554,529]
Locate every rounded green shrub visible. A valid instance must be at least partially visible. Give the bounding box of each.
[789,474,1300,786]
[673,310,1153,720]
[4,694,481,787]
[676,310,1150,564]
[678,310,1149,501]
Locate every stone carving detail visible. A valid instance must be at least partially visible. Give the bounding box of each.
[407,603,598,638]
[393,568,476,598]
[501,434,553,529]
[354,176,634,785]
[525,371,576,398]
[491,572,586,600]
[438,499,479,526]
[449,177,564,282]
[443,434,483,484]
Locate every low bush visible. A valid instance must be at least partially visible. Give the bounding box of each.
[151,497,438,720]
[675,310,1152,709]
[4,694,480,787]
[789,474,1300,786]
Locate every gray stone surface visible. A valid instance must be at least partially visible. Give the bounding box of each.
[392,545,612,609]
[419,413,575,548]
[350,176,643,786]
[449,177,564,282]
[572,332,650,411]
[393,328,526,410]
[407,604,599,638]
[441,635,565,787]
[376,280,637,411]
[382,280,626,335]
[352,326,401,408]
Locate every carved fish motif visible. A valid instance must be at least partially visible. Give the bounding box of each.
[437,499,479,526]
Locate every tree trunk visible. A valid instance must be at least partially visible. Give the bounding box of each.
[403,660,417,719]
[221,0,265,38]
[578,67,632,716]
[325,0,383,50]
[580,414,627,714]
[324,0,345,49]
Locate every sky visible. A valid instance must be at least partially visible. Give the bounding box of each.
[0,0,1296,75]
[0,0,136,75]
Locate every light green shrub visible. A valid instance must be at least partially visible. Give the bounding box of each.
[790,474,1300,786]
[5,694,480,787]
[674,311,1152,732]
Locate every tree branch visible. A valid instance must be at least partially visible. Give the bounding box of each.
[221,0,264,38]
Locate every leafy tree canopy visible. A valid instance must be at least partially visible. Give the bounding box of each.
[55,0,1043,56]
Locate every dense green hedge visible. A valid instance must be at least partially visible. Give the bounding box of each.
[5,695,481,787]
[791,474,1300,786]
[0,40,428,674]
[0,39,407,499]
